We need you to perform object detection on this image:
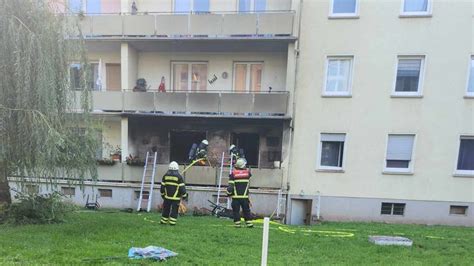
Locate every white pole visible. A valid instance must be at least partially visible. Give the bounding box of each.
[261,217,270,266]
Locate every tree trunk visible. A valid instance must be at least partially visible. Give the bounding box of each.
[0,162,11,205]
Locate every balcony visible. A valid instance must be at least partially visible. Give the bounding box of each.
[97,163,284,189]
[76,11,296,39]
[75,91,289,117]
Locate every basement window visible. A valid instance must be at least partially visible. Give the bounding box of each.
[61,187,76,197]
[135,191,149,200]
[24,184,39,195]
[381,202,406,215]
[449,205,468,215]
[99,189,112,198]
[170,131,207,164]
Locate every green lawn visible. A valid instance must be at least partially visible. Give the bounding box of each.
[0,211,473,265]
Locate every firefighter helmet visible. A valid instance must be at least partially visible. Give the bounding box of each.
[235,158,247,169]
[201,139,209,146]
[229,144,236,151]
[169,161,179,171]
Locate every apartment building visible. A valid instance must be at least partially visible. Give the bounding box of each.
[8,0,473,226]
[287,0,473,226]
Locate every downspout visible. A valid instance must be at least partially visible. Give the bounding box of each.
[284,0,303,223]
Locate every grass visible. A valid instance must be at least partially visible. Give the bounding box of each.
[0,211,473,265]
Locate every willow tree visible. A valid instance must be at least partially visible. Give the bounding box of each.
[0,0,99,205]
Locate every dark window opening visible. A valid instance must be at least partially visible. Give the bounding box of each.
[135,191,150,200]
[386,160,410,168]
[170,131,207,164]
[381,202,405,216]
[450,205,468,215]
[266,136,280,147]
[61,187,75,196]
[99,189,112,198]
[457,138,474,171]
[231,133,259,167]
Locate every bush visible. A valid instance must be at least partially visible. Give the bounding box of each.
[7,191,75,225]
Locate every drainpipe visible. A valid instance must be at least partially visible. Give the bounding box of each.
[285,0,303,223]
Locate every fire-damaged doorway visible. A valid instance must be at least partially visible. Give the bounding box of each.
[231,133,259,167]
[170,131,207,164]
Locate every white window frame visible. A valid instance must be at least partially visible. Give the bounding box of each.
[400,0,432,17]
[316,133,347,172]
[329,0,359,18]
[232,62,264,92]
[383,134,416,174]
[454,135,474,177]
[237,0,266,12]
[466,56,474,97]
[323,56,354,97]
[392,55,425,97]
[171,61,209,92]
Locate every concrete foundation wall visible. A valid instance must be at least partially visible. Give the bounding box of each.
[287,194,474,227]
[8,180,280,216]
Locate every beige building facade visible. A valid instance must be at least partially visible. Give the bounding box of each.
[9,0,473,226]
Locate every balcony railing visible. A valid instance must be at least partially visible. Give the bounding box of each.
[75,91,289,117]
[75,11,295,38]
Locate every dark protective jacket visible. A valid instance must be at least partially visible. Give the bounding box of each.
[160,170,187,201]
[227,168,252,199]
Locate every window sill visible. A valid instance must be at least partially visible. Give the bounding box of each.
[382,171,414,176]
[453,172,474,178]
[399,13,432,18]
[316,168,345,173]
[328,15,360,20]
[322,94,352,98]
[390,94,423,98]
[464,95,474,99]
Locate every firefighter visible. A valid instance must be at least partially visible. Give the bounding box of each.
[160,161,187,226]
[229,144,245,163]
[227,158,253,228]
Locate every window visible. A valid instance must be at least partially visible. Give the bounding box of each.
[174,0,209,13]
[238,0,266,12]
[456,136,474,175]
[99,189,112,198]
[172,62,208,91]
[393,57,424,96]
[385,134,415,173]
[401,0,431,16]
[135,191,149,200]
[68,0,83,13]
[381,202,406,215]
[233,63,263,92]
[330,0,358,17]
[24,184,39,195]
[61,187,76,197]
[69,63,100,90]
[318,133,346,170]
[449,205,468,215]
[467,57,474,96]
[324,57,353,96]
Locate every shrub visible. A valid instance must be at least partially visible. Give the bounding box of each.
[7,191,75,225]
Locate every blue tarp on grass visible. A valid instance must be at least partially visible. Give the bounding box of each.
[128,246,178,261]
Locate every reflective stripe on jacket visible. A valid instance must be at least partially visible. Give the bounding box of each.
[160,170,187,201]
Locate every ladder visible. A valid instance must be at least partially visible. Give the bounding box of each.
[216,152,233,208]
[276,189,286,218]
[137,151,158,212]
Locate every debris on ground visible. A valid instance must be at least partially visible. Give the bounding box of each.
[128,246,178,261]
[369,236,413,246]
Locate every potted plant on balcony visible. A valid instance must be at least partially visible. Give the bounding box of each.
[126,154,145,166]
[96,158,116,166]
[110,146,121,161]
